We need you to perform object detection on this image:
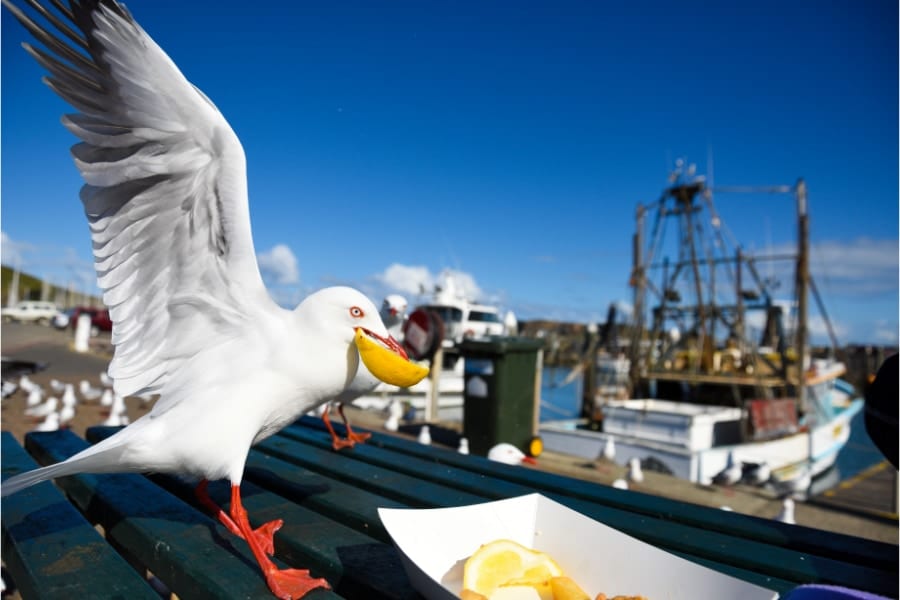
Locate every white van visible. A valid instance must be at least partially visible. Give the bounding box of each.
[1,301,61,325]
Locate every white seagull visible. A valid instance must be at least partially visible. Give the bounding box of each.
[626,456,644,484]
[487,443,537,466]
[0,2,428,599]
[25,396,58,418]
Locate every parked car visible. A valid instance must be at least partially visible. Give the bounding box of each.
[1,301,61,325]
[53,306,113,335]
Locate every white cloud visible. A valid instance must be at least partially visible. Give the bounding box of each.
[764,238,898,296]
[258,244,300,285]
[1,231,24,267]
[373,264,485,302]
[375,263,435,296]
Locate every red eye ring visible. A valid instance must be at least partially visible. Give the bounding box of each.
[349,306,365,318]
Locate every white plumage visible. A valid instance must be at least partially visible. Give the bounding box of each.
[1,2,428,597]
[626,456,644,483]
[25,396,58,418]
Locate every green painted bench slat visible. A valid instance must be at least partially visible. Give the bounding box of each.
[86,426,419,600]
[23,430,341,600]
[1,432,158,600]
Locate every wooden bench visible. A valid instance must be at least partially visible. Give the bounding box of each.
[2,417,897,599]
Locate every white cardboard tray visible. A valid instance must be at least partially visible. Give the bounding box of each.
[378,493,778,600]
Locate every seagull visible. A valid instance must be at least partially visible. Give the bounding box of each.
[59,400,77,427]
[458,437,470,455]
[380,294,408,339]
[100,388,114,408]
[25,387,44,408]
[384,398,403,432]
[25,396,58,418]
[775,498,796,525]
[62,384,78,408]
[100,371,115,388]
[744,461,771,486]
[713,451,743,486]
[1,380,18,399]
[626,457,644,484]
[18,375,36,394]
[611,478,628,490]
[0,3,428,599]
[49,378,67,393]
[79,380,102,402]
[602,437,616,461]
[417,425,432,445]
[487,443,537,466]
[32,411,60,433]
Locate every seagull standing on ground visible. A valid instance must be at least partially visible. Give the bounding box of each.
[0,2,428,598]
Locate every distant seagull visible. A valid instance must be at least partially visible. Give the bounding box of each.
[776,498,796,525]
[100,389,114,408]
[1,380,17,399]
[720,506,734,512]
[488,443,537,466]
[602,437,616,461]
[59,401,76,426]
[626,457,644,484]
[713,451,742,486]
[417,425,432,445]
[612,478,628,490]
[384,398,402,432]
[18,375,36,394]
[380,295,408,339]
[62,384,78,408]
[79,380,102,402]
[32,412,60,433]
[458,437,470,455]
[49,379,66,393]
[100,371,115,388]
[26,396,58,418]
[744,461,771,486]
[26,387,44,408]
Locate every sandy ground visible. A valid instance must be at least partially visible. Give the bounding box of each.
[1,323,156,445]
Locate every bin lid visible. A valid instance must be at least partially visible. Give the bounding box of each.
[458,336,544,355]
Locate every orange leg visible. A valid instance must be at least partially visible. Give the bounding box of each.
[321,403,370,450]
[338,403,371,445]
[226,484,330,599]
[195,480,282,556]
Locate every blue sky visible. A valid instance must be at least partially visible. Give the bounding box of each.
[2,0,897,345]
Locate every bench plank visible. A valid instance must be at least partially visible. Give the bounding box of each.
[1,432,158,600]
[23,429,341,600]
[86,426,420,600]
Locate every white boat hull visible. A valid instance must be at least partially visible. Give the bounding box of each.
[540,398,863,486]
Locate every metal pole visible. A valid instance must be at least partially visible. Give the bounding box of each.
[795,179,809,410]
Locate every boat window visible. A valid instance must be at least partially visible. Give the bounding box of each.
[424,306,463,324]
[469,311,501,323]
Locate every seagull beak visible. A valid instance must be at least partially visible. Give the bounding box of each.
[354,328,429,388]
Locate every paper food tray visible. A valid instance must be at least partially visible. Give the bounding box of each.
[378,493,778,600]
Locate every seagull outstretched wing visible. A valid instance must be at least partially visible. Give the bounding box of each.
[5,0,276,399]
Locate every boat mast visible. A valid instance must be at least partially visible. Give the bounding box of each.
[794,179,809,408]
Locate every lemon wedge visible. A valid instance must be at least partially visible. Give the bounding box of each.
[462,539,563,598]
[354,328,429,388]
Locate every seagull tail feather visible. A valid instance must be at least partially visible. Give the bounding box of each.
[1,438,131,497]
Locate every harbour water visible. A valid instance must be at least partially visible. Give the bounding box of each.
[538,366,886,484]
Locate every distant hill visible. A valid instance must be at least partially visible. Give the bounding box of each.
[1,265,101,308]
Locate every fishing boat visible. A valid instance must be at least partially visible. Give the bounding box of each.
[540,168,864,492]
[351,276,508,422]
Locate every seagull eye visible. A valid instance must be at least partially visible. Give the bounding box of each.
[349,306,364,318]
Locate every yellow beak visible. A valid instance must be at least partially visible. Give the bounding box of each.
[354,328,429,388]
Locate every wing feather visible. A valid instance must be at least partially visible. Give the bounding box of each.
[5,0,278,401]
